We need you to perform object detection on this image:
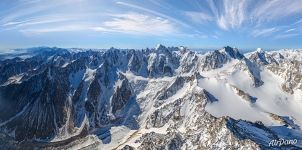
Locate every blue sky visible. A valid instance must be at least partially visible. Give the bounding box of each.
[1,0,302,51]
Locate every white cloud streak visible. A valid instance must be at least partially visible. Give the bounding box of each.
[285,28,296,33]
[221,0,249,30]
[1,0,302,40]
[20,24,96,34]
[116,1,193,30]
[207,0,250,30]
[2,16,76,29]
[184,11,213,23]
[102,13,176,35]
[251,0,302,23]
[252,27,279,37]
[274,33,299,39]
[20,12,177,36]
[205,0,302,33]
[0,0,82,24]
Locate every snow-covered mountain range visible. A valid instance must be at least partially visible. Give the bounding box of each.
[0,45,301,149]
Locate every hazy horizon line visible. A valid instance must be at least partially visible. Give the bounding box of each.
[1,44,301,54]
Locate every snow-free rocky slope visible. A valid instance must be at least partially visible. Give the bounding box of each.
[0,45,301,150]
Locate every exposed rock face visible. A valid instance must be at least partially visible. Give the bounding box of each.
[267,60,302,94]
[128,50,148,76]
[156,76,185,101]
[201,46,244,71]
[226,118,277,149]
[137,132,183,150]
[147,45,180,77]
[179,50,199,73]
[202,89,219,103]
[249,49,278,66]
[234,58,264,87]
[85,77,102,127]
[231,86,257,103]
[121,145,135,150]
[0,67,70,141]
[246,48,302,93]
[111,74,132,114]
[144,84,259,150]
[201,50,229,71]
[0,48,141,142]
[223,46,244,59]
[0,46,301,149]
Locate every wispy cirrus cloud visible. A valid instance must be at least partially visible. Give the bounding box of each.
[184,11,213,23]
[3,0,302,38]
[252,27,279,37]
[2,15,77,30]
[285,28,296,33]
[1,0,302,49]
[206,0,250,30]
[102,12,177,35]
[0,0,83,24]
[19,12,178,36]
[274,33,300,39]
[204,0,302,34]
[20,24,98,34]
[116,1,193,30]
[115,1,211,37]
[1,1,179,36]
[251,0,302,23]
[218,0,249,30]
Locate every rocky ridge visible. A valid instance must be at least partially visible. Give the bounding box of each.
[0,45,301,149]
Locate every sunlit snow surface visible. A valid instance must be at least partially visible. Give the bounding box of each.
[200,60,302,127]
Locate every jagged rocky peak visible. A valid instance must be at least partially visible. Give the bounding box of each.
[220,46,244,59]
[249,48,278,65]
[0,45,302,149]
[154,44,170,55]
[272,49,302,61]
[270,52,285,62]
[155,44,180,53]
[156,76,187,102]
[200,46,245,71]
[155,44,166,50]
[147,44,180,77]
[249,48,266,64]
[111,74,132,114]
[0,65,71,141]
[201,89,218,103]
[256,47,264,53]
[179,46,187,51]
[234,58,264,87]
[127,50,148,76]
